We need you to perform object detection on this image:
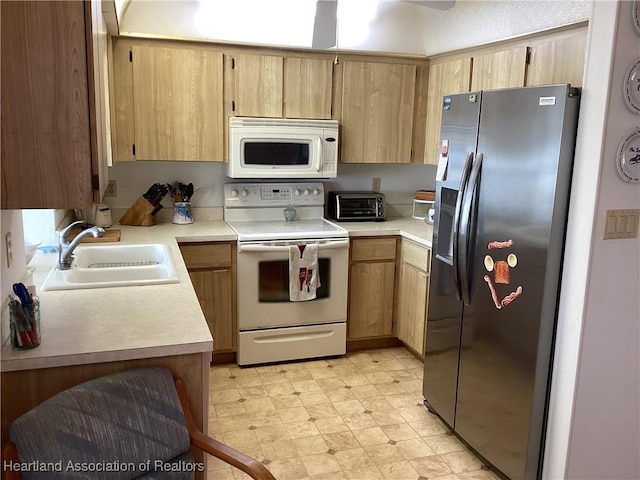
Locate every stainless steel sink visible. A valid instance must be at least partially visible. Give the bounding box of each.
[41,244,180,291]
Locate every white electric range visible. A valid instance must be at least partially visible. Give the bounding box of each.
[224,183,349,366]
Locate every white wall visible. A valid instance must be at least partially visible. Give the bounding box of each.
[0,211,27,300]
[104,161,437,210]
[545,1,640,478]
[118,0,590,56]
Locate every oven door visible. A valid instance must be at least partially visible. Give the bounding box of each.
[237,238,349,330]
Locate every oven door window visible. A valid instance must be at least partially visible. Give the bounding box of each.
[243,140,310,167]
[258,258,330,302]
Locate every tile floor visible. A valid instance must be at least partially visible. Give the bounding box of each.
[207,347,499,480]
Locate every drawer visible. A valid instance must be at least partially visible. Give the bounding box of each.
[179,242,232,269]
[351,237,397,262]
[402,239,430,273]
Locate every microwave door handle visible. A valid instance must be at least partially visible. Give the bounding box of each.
[238,240,349,253]
[316,137,323,172]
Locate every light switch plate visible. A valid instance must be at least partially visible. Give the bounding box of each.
[604,209,639,239]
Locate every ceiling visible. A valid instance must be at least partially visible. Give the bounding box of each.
[109,0,591,56]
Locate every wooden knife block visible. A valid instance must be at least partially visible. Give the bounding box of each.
[119,197,158,226]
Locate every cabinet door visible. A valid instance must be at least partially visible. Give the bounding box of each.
[189,269,235,352]
[234,54,283,117]
[132,46,224,161]
[284,57,333,119]
[88,0,112,200]
[348,262,396,339]
[424,58,472,165]
[112,40,136,162]
[397,263,428,355]
[471,46,528,91]
[1,1,94,208]
[340,61,417,164]
[526,31,587,87]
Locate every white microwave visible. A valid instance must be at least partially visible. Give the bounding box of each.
[228,117,339,179]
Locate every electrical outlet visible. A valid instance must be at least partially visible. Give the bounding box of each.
[372,177,381,192]
[105,180,117,197]
[5,232,13,268]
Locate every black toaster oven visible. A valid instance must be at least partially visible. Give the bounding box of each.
[327,192,386,222]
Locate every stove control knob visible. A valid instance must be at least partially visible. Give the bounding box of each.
[230,189,239,198]
[312,188,320,196]
[303,189,310,196]
[294,189,301,196]
[241,189,249,197]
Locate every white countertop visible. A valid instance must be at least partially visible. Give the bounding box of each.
[1,217,431,372]
[333,217,433,247]
[0,221,235,372]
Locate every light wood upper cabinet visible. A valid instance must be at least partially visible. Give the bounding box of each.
[234,54,283,117]
[112,41,224,162]
[112,40,136,162]
[471,46,528,91]
[1,0,108,208]
[132,46,223,161]
[283,57,333,119]
[233,55,333,119]
[526,30,587,87]
[340,61,417,164]
[423,58,472,166]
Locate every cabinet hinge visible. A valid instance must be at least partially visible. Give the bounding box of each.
[231,57,235,69]
[132,144,136,156]
[525,48,531,65]
[129,50,133,62]
[92,175,100,190]
[232,100,235,112]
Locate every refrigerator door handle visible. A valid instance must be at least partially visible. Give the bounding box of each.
[458,152,483,306]
[452,151,475,301]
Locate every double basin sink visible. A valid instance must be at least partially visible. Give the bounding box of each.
[41,244,180,291]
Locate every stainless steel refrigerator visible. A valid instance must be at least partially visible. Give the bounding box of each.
[422,85,580,480]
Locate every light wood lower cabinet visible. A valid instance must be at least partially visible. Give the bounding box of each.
[395,239,431,357]
[348,237,397,339]
[179,242,236,360]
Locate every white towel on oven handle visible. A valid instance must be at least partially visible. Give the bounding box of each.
[289,244,320,301]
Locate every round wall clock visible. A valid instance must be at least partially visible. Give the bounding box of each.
[634,1,640,35]
[616,128,640,183]
[623,59,640,114]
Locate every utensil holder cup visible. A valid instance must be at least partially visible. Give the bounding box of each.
[9,298,41,349]
[173,202,193,224]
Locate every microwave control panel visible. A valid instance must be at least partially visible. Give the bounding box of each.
[224,183,325,207]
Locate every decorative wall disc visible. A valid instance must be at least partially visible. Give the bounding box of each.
[623,59,640,114]
[616,128,640,183]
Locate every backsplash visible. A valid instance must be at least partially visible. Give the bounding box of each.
[104,161,437,211]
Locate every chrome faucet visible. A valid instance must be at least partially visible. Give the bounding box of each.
[58,220,105,270]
